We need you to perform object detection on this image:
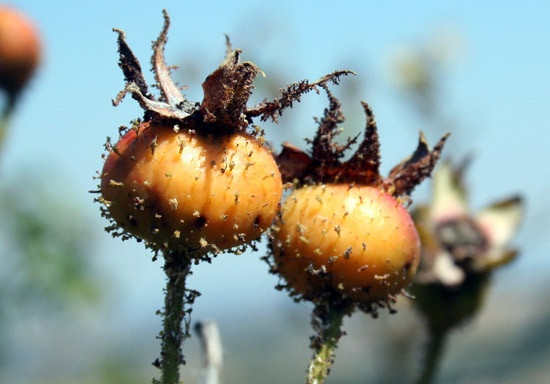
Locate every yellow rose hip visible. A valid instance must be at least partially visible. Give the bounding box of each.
[271,87,448,311]
[102,122,282,254]
[273,184,420,304]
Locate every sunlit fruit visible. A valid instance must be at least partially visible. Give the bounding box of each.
[101,122,282,254]
[272,184,420,303]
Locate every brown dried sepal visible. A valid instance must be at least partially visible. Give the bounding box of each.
[246,70,355,123]
[276,85,449,197]
[200,36,261,129]
[389,132,450,196]
[112,10,196,121]
[111,10,355,135]
[276,142,313,183]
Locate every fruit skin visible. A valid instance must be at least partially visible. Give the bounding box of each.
[0,6,41,96]
[101,121,282,254]
[272,184,420,303]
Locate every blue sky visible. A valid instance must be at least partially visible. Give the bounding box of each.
[2,0,549,361]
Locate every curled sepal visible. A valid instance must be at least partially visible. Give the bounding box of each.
[389,131,450,196]
[112,13,196,121]
[151,10,188,109]
[112,28,149,98]
[113,83,191,120]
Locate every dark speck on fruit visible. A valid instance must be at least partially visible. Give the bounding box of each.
[194,215,207,228]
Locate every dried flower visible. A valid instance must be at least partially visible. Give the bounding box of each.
[411,159,523,330]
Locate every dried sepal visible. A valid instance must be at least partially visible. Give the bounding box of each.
[111,11,354,137]
[275,86,448,193]
[200,38,261,129]
[112,17,195,120]
[112,28,149,98]
[311,84,348,165]
[344,101,381,185]
[246,70,355,123]
[151,10,187,108]
[114,82,192,120]
[389,132,450,196]
[276,142,312,183]
[111,12,261,129]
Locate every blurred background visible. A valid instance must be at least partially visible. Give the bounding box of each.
[0,1,548,383]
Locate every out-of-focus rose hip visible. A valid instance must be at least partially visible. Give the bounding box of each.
[0,6,41,96]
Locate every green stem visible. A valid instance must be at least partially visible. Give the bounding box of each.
[306,301,352,384]
[154,251,198,384]
[415,327,448,384]
[0,95,16,159]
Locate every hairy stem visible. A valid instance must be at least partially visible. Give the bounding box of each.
[415,327,448,384]
[154,251,198,384]
[307,301,352,384]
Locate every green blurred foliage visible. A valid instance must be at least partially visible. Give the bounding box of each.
[0,173,102,364]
